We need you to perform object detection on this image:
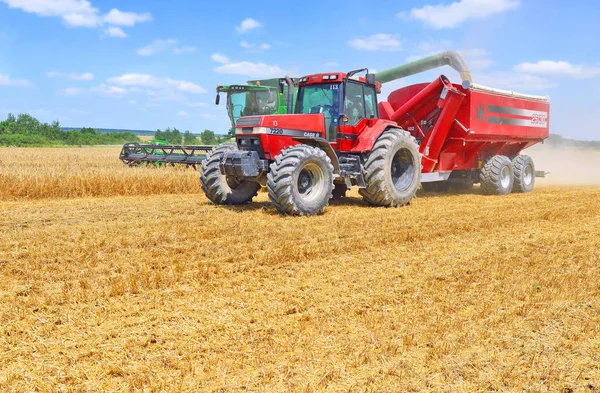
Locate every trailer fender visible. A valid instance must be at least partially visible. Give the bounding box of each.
[292,137,340,175]
[350,120,401,153]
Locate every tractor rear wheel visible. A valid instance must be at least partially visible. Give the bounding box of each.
[200,143,261,205]
[359,128,421,207]
[480,155,513,195]
[267,144,334,216]
[421,181,451,192]
[512,155,535,193]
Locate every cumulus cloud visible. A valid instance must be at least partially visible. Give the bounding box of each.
[0,0,151,30]
[103,8,151,26]
[136,39,177,56]
[211,53,230,64]
[236,18,262,33]
[107,73,207,94]
[0,73,33,87]
[213,61,290,78]
[348,34,403,51]
[404,0,520,29]
[177,110,188,117]
[513,60,600,79]
[104,26,127,38]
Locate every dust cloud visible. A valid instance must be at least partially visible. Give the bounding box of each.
[526,144,600,185]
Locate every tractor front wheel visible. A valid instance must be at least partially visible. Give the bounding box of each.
[200,143,261,205]
[267,145,334,216]
[359,128,421,207]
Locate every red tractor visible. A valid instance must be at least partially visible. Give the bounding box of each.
[200,51,549,216]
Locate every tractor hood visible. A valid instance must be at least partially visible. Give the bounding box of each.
[236,114,326,138]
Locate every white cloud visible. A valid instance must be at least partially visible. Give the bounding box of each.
[405,0,520,29]
[348,34,402,51]
[107,73,207,94]
[103,8,151,26]
[324,61,339,68]
[236,18,262,33]
[239,41,270,52]
[136,39,177,56]
[128,100,136,105]
[211,53,229,64]
[406,43,493,70]
[213,61,290,78]
[474,72,557,91]
[0,73,33,87]
[177,110,188,117]
[173,46,196,54]
[92,84,128,96]
[259,43,270,50]
[104,26,126,38]
[0,1,151,30]
[513,60,600,79]
[58,87,81,96]
[240,40,252,49]
[47,71,94,80]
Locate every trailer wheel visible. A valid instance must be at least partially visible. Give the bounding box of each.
[421,181,451,192]
[200,143,261,205]
[512,155,535,193]
[267,144,334,216]
[331,183,348,200]
[479,155,513,195]
[359,128,421,207]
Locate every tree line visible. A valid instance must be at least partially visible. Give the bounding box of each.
[154,128,232,145]
[0,113,140,147]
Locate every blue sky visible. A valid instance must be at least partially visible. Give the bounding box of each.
[0,0,599,140]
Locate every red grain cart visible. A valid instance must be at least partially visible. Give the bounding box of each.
[200,51,550,215]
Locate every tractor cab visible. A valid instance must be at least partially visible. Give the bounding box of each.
[294,70,380,150]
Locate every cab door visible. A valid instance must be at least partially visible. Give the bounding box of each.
[337,81,378,151]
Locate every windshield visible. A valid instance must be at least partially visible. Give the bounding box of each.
[227,90,278,126]
[295,83,342,139]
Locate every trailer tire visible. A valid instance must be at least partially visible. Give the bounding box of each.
[267,144,334,216]
[512,155,535,193]
[421,181,451,192]
[200,143,261,205]
[479,155,513,195]
[359,128,421,207]
[331,183,348,200]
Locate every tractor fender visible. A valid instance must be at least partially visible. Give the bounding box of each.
[292,137,340,175]
[350,120,399,153]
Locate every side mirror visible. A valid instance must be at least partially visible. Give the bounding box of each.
[215,94,220,105]
[366,73,376,85]
[279,81,285,94]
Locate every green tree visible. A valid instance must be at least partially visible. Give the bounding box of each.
[200,129,217,145]
[183,130,197,144]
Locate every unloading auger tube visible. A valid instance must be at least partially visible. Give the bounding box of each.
[374,50,473,88]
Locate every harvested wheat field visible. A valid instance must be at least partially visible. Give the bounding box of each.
[1,147,600,392]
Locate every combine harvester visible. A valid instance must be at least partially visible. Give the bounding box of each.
[119,78,295,167]
[200,51,550,215]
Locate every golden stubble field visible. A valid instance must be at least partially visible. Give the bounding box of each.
[1,146,600,392]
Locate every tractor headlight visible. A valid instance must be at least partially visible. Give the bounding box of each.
[239,138,250,146]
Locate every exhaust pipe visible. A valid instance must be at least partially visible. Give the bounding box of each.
[374,50,473,89]
[280,76,295,114]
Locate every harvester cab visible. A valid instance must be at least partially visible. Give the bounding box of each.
[200,51,550,216]
[216,78,296,136]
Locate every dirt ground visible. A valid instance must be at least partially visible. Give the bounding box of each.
[1,146,599,392]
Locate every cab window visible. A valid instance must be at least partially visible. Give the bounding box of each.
[345,81,365,126]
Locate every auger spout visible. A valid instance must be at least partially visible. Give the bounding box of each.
[374,50,473,88]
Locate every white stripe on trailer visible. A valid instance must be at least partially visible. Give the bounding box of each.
[470,83,550,102]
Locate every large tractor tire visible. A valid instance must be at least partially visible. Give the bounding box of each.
[421,181,451,192]
[267,144,334,216]
[512,155,535,193]
[200,143,261,205]
[479,155,513,195]
[359,128,421,207]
